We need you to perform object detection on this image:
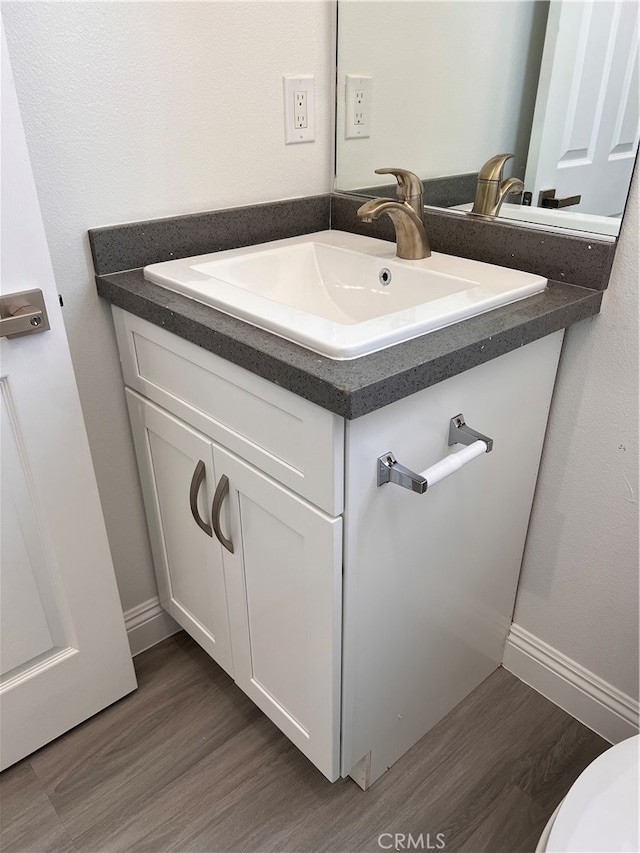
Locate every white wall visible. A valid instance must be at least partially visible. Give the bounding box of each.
[336,0,548,190]
[513,167,639,703]
[2,1,333,614]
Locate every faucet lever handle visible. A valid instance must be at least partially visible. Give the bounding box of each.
[375,168,424,216]
[477,153,515,183]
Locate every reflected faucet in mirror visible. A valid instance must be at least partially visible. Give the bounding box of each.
[357,168,431,260]
[336,1,639,239]
[471,154,524,217]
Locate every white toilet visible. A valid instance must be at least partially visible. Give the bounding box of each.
[536,734,639,852]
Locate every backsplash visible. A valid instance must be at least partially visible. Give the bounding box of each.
[89,192,616,292]
[89,196,330,276]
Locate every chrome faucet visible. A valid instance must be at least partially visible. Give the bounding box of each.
[471,154,524,217]
[357,168,431,260]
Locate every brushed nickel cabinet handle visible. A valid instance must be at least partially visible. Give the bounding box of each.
[189,460,212,537]
[211,474,234,553]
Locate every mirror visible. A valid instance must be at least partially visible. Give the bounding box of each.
[335,1,639,239]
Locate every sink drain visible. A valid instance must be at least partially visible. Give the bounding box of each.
[378,267,392,286]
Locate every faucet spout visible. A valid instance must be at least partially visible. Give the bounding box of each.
[357,198,431,260]
[497,176,524,210]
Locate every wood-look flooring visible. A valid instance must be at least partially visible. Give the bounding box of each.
[1,632,609,853]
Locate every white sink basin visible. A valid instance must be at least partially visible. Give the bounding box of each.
[143,230,547,359]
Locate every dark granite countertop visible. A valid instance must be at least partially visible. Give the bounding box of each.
[97,267,602,419]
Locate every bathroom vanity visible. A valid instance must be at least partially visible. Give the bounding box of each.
[112,304,563,787]
[91,193,605,788]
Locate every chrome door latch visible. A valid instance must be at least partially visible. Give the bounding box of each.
[0,289,51,339]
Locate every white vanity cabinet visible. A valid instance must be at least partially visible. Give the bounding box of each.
[113,306,564,789]
[114,308,344,781]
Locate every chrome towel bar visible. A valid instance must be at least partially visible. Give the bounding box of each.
[377,414,493,494]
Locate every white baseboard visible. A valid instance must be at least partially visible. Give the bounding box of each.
[124,596,180,657]
[503,623,639,744]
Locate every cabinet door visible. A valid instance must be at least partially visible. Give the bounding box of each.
[214,446,342,782]
[125,391,233,675]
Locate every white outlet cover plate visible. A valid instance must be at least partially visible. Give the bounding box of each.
[345,74,372,139]
[283,75,315,144]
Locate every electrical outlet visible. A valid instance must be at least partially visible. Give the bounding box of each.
[354,89,365,125]
[283,75,315,144]
[345,74,372,139]
[294,91,307,129]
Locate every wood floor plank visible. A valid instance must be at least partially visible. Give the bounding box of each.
[282,669,587,853]
[276,670,598,853]
[30,634,263,841]
[516,714,609,812]
[72,716,314,851]
[0,762,76,853]
[14,633,611,853]
[460,786,547,853]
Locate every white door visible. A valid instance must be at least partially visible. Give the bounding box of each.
[525,0,639,216]
[0,26,137,770]
[217,446,342,782]
[125,391,233,675]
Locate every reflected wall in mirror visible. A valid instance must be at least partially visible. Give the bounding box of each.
[335,0,639,239]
